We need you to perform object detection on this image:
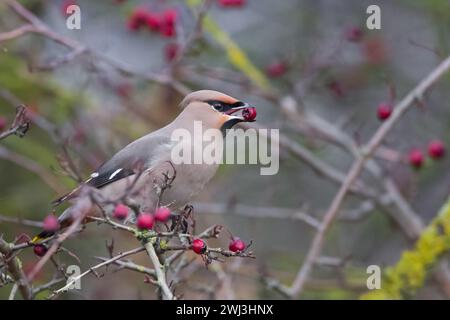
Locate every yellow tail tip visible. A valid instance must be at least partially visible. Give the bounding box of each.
[31,236,42,244]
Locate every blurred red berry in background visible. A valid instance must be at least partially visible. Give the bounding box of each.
[113,204,129,220]
[218,0,246,8]
[0,116,7,131]
[326,80,345,98]
[160,9,177,38]
[137,213,154,230]
[266,61,287,78]
[345,26,364,42]
[428,140,445,159]
[154,207,171,222]
[363,37,388,65]
[409,148,424,169]
[146,13,162,31]
[43,215,59,232]
[115,82,132,98]
[164,43,180,62]
[377,103,392,121]
[61,0,77,16]
[127,8,150,31]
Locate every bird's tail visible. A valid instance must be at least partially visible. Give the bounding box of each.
[31,230,56,244]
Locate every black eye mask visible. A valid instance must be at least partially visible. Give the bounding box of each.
[205,100,246,114]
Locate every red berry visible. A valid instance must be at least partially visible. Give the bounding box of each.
[159,9,177,38]
[127,8,150,31]
[43,215,59,232]
[326,80,344,98]
[61,0,77,16]
[377,103,392,121]
[266,61,286,78]
[218,0,246,8]
[345,26,363,42]
[115,82,132,98]
[428,140,445,159]
[160,24,175,38]
[162,9,177,25]
[192,239,206,254]
[113,204,129,220]
[242,107,257,122]
[154,207,171,222]
[0,117,7,131]
[146,13,162,31]
[33,244,48,257]
[136,213,154,230]
[408,149,424,169]
[229,237,246,252]
[164,43,180,62]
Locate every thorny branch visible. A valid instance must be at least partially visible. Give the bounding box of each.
[1,0,450,300]
[0,105,30,141]
[273,55,450,298]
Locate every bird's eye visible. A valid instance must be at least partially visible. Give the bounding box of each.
[206,100,226,112]
[213,103,224,111]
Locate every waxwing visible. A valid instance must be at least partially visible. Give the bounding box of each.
[33,90,255,241]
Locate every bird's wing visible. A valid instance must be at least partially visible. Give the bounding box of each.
[52,132,172,206]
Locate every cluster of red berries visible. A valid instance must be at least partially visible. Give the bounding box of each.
[408,140,445,169]
[126,7,180,63]
[218,0,246,8]
[127,7,177,38]
[112,204,172,230]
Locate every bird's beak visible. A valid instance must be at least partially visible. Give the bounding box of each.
[224,102,256,122]
[224,102,249,116]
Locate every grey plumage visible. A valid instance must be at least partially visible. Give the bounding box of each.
[46,90,253,231]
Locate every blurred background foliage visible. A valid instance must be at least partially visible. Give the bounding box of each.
[1,0,450,299]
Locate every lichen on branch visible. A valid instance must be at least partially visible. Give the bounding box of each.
[361,197,450,299]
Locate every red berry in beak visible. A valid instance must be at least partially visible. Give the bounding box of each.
[229,237,246,252]
[408,149,424,169]
[242,107,257,122]
[113,204,129,220]
[377,103,392,121]
[33,244,48,257]
[192,239,206,254]
[43,215,59,232]
[428,140,445,159]
[136,213,154,230]
[154,207,171,222]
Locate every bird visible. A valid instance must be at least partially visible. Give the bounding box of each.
[32,90,256,242]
